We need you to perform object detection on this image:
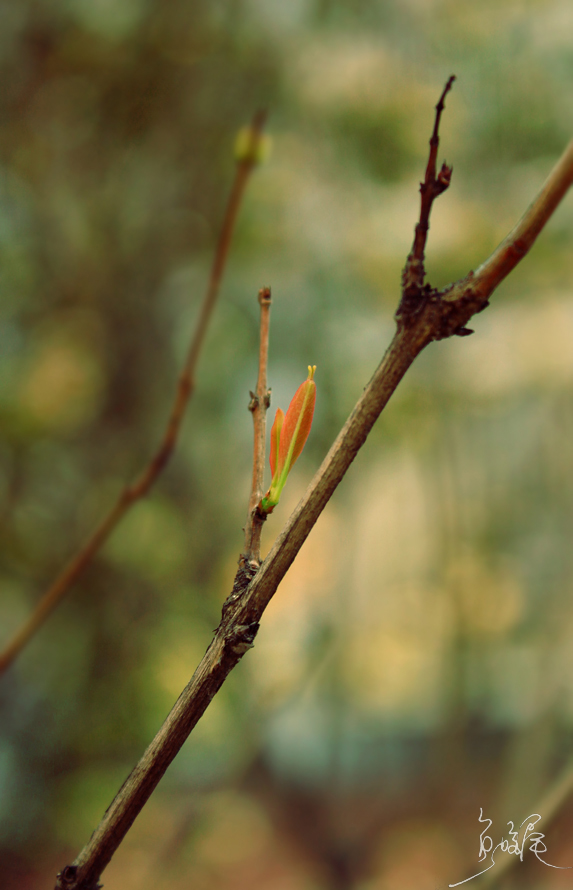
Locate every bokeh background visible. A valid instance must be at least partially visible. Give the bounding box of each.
[1,1,573,888]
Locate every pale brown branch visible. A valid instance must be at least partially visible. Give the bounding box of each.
[243,286,272,564]
[0,110,267,676]
[468,137,573,302]
[55,122,573,890]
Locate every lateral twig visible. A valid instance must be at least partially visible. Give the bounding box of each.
[55,101,573,890]
[243,286,272,564]
[220,287,273,632]
[0,110,267,676]
[402,74,456,295]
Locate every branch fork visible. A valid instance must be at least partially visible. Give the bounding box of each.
[54,80,573,889]
[397,76,488,345]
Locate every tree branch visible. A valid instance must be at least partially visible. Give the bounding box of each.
[402,74,456,294]
[0,110,267,676]
[243,286,272,564]
[55,91,573,889]
[462,136,573,302]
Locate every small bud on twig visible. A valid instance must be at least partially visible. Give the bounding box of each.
[234,126,272,165]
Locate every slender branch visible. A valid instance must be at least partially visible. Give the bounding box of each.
[402,74,456,294]
[465,136,573,302]
[55,114,573,888]
[243,286,272,564]
[222,287,272,639]
[0,110,267,676]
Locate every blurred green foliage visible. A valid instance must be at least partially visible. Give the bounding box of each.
[1,1,573,888]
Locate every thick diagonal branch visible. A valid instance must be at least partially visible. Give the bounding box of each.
[55,132,573,890]
[0,110,267,676]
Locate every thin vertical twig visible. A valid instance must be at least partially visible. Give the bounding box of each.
[243,286,272,563]
[0,110,267,676]
[402,74,456,294]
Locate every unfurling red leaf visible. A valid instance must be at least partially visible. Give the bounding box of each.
[261,366,316,513]
[269,408,284,480]
[278,365,316,475]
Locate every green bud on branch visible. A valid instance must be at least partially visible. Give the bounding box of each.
[234,126,272,166]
